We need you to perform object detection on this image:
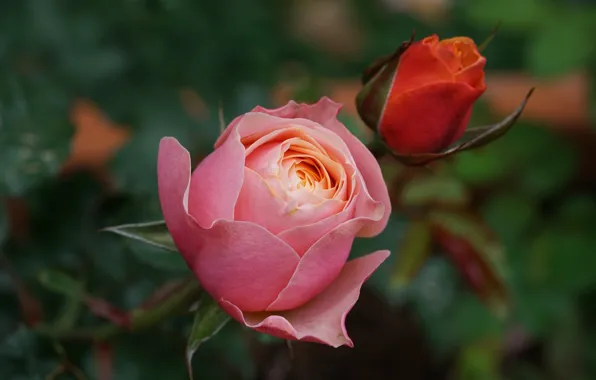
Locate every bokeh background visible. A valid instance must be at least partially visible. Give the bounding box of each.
[1,0,596,379]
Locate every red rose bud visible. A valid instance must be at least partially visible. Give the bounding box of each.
[357,34,487,155]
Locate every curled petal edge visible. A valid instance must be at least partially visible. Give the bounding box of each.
[220,250,390,348]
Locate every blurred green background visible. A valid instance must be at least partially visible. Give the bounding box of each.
[1,0,596,379]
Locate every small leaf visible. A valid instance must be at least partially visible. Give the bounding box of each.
[102,220,177,252]
[361,31,416,85]
[477,22,502,52]
[390,220,432,290]
[456,88,535,150]
[456,338,502,380]
[37,270,84,299]
[389,88,534,166]
[400,175,469,208]
[53,296,83,330]
[186,292,231,380]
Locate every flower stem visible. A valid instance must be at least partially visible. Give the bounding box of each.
[366,136,388,159]
[34,279,202,341]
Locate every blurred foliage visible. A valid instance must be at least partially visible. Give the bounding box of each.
[1,0,596,379]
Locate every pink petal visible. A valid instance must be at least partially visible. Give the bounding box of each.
[214,114,243,149]
[221,250,390,348]
[266,218,364,311]
[187,129,245,228]
[277,207,351,256]
[157,137,300,312]
[157,137,204,258]
[190,220,300,312]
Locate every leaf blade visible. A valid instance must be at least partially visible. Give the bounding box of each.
[477,21,502,52]
[186,293,231,380]
[102,220,177,252]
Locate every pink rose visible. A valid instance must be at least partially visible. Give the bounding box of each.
[158,97,391,347]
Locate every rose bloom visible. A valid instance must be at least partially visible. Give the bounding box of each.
[359,34,486,155]
[158,98,391,347]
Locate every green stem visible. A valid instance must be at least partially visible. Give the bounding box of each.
[366,135,389,159]
[34,279,202,341]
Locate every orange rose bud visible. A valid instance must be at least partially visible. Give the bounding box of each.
[357,34,487,155]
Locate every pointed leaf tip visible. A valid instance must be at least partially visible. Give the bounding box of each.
[478,21,503,52]
[360,30,417,85]
[186,293,231,380]
[455,87,534,151]
[102,220,177,252]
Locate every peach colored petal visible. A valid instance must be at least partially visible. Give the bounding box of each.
[245,98,388,238]
[245,105,354,159]
[220,250,390,348]
[235,168,345,235]
[244,125,327,157]
[277,168,382,254]
[304,97,391,237]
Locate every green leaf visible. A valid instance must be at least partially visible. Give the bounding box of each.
[356,33,416,133]
[456,338,502,380]
[37,270,84,299]
[477,22,502,52]
[389,220,432,290]
[52,295,83,331]
[453,89,535,151]
[126,241,189,273]
[103,220,177,253]
[389,89,534,166]
[186,292,231,380]
[360,31,415,85]
[400,175,469,208]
